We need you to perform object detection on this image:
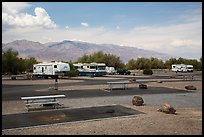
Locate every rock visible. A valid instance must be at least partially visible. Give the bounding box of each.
[139,84,147,89]
[158,103,176,114]
[132,96,144,106]
[129,78,136,82]
[185,85,197,90]
[157,81,163,83]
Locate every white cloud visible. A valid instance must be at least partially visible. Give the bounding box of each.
[171,39,195,47]
[81,22,89,27]
[2,3,57,30]
[65,26,69,29]
[2,2,32,14]
[116,26,120,30]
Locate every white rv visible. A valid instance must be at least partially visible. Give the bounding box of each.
[172,64,193,72]
[105,66,116,75]
[73,62,107,76]
[186,65,193,72]
[33,62,70,79]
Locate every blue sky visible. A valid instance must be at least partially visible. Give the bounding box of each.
[27,2,200,29]
[2,2,202,59]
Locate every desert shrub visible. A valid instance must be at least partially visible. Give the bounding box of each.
[143,69,153,75]
[65,69,79,77]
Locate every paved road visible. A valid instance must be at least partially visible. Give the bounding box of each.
[2,105,144,130]
[2,73,202,108]
[2,75,194,101]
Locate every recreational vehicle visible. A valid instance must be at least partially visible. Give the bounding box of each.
[33,62,70,79]
[186,65,194,72]
[105,66,116,75]
[73,62,107,76]
[172,64,193,72]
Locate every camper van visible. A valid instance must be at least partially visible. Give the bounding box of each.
[172,64,193,72]
[105,66,116,75]
[73,62,107,76]
[33,62,70,79]
[186,65,193,72]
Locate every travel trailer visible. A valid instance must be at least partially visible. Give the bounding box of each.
[105,66,116,75]
[33,62,70,79]
[172,64,193,72]
[73,62,107,76]
[186,65,194,72]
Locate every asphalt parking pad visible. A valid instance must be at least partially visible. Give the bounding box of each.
[2,105,144,130]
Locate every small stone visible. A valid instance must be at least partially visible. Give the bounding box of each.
[157,81,163,83]
[158,103,176,114]
[185,85,196,90]
[139,84,147,89]
[129,78,136,82]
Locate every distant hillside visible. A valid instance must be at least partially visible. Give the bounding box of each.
[2,39,175,63]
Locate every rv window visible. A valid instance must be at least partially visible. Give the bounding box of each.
[90,66,96,69]
[45,66,47,69]
[98,66,106,70]
[34,67,36,70]
[54,65,57,68]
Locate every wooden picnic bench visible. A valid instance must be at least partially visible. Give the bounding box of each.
[21,94,66,112]
[107,81,131,91]
[182,75,194,81]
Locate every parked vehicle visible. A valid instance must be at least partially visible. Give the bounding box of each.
[33,62,70,79]
[186,65,194,72]
[172,64,193,72]
[117,69,131,75]
[73,62,107,76]
[105,66,116,75]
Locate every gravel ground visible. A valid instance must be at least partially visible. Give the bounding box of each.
[2,73,202,135]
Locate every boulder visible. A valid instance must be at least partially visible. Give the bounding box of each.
[157,103,176,114]
[139,84,147,89]
[132,96,144,106]
[185,85,197,90]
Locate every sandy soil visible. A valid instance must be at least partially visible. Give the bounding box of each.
[2,74,202,135]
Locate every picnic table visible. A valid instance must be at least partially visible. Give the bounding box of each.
[21,94,66,111]
[107,81,131,91]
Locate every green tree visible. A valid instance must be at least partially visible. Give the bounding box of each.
[150,57,165,69]
[24,57,38,72]
[165,58,178,69]
[77,54,91,63]
[2,48,20,75]
[2,48,39,75]
[126,59,137,70]
[135,57,151,70]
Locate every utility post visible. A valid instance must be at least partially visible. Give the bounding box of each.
[54,75,58,90]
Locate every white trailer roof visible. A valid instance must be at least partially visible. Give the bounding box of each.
[34,62,67,66]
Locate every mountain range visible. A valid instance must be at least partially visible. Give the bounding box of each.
[2,40,175,63]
